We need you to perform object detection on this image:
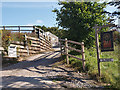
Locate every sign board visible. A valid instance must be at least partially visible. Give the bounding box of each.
[101,31,114,52]
[0,47,4,51]
[8,46,17,57]
[100,58,113,62]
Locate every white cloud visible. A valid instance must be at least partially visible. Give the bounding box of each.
[27,19,43,26]
[36,20,43,24]
[27,24,34,26]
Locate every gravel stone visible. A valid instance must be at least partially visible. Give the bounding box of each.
[1,50,105,88]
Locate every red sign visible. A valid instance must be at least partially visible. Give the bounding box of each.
[101,31,114,52]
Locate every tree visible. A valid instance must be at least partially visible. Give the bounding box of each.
[53,1,108,48]
[37,25,67,38]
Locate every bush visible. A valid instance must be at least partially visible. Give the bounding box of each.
[2,30,36,55]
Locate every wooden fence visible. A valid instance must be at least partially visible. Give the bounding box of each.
[0,26,34,32]
[10,34,53,57]
[59,38,85,71]
[0,25,54,57]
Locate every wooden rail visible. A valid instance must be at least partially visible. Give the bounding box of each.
[10,34,53,57]
[0,26,35,32]
[1,25,55,57]
[59,38,85,71]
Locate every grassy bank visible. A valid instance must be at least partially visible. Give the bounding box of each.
[66,45,119,88]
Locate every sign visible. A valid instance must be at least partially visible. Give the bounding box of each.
[8,46,17,57]
[100,58,113,62]
[101,31,114,52]
[0,47,4,51]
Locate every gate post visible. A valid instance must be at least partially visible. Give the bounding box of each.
[81,42,85,71]
[18,26,20,33]
[59,40,63,60]
[65,38,69,64]
[24,34,29,55]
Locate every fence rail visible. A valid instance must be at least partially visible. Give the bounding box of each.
[10,34,53,57]
[59,38,85,71]
[0,26,35,32]
[1,25,54,57]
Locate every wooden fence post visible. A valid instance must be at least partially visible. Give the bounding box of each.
[59,40,62,60]
[49,37,52,48]
[37,29,41,51]
[18,26,20,33]
[65,38,69,64]
[81,42,85,71]
[3,26,5,30]
[24,34,29,55]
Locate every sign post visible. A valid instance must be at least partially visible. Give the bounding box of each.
[95,26,101,76]
[94,24,117,77]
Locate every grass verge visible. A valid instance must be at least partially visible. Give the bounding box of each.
[64,45,119,89]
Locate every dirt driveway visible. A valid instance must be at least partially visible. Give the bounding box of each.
[1,51,104,89]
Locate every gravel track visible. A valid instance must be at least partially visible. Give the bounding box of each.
[1,50,104,89]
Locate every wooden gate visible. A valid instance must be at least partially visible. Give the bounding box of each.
[59,38,85,71]
[0,26,53,57]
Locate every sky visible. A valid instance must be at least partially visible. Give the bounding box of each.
[1,2,60,27]
[0,1,118,28]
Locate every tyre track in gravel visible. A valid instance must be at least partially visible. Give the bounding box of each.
[1,50,104,89]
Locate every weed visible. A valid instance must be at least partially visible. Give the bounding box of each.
[67,45,119,88]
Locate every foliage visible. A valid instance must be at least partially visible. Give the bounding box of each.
[2,30,36,55]
[11,32,24,42]
[26,32,38,38]
[53,2,108,48]
[113,31,120,44]
[37,25,68,39]
[2,30,13,53]
[68,45,119,88]
[67,31,120,88]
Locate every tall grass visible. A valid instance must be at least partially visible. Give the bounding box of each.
[68,45,119,88]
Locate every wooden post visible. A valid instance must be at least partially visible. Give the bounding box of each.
[93,24,117,77]
[65,38,69,64]
[95,27,100,76]
[24,34,29,55]
[27,46,29,55]
[81,42,85,71]
[33,26,35,35]
[38,29,41,51]
[59,40,62,60]
[49,37,52,48]
[3,26,5,30]
[18,26,20,33]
